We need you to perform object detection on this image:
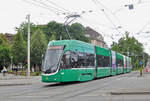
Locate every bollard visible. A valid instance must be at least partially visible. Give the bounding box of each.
[145,67,149,72]
[140,66,143,76]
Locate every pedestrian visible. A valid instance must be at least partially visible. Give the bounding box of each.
[13,67,18,76]
[140,66,143,76]
[1,67,7,76]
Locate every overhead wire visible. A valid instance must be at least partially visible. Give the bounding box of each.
[46,0,71,13]
[93,0,123,29]
[92,0,124,37]
[23,0,58,13]
[31,0,68,14]
[23,0,71,15]
[80,16,116,41]
[137,20,150,35]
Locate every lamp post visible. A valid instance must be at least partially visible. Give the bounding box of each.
[3,59,5,69]
[10,56,13,70]
[26,14,30,77]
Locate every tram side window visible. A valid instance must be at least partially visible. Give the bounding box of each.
[70,51,79,68]
[85,54,95,67]
[78,52,86,67]
[104,56,110,67]
[129,61,131,67]
[77,53,95,68]
[97,55,104,67]
[97,55,110,67]
[126,61,129,67]
[88,54,95,66]
[60,51,95,69]
[125,60,128,67]
[117,59,123,67]
[61,51,71,69]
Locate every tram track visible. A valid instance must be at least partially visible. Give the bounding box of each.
[43,72,132,98]
[0,72,135,99]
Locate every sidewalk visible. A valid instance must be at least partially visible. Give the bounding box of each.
[110,70,150,95]
[0,73,41,86]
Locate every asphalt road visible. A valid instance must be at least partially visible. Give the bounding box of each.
[1,71,150,101]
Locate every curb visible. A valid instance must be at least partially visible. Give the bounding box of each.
[0,83,32,87]
[0,77,32,80]
[110,91,150,95]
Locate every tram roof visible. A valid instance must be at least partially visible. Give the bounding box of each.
[48,40,95,54]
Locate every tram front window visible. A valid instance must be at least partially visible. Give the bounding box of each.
[43,46,64,74]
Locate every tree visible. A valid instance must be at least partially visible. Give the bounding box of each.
[0,34,10,70]
[39,21,90,42]
[30,29,47,71]
[43,21,67,41]
[11,31,27,66]
[0,34,9,46]
[49,34,56,41]
[17,21,91,43]
[111,32,149,70]
[69,23,90,42]
[15,22,37,41]
[0,46,10,68]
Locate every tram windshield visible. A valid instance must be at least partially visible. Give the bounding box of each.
[42,46,64,74]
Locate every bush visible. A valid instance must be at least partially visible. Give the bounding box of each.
[31,72,41,76]
[8,70,41,76]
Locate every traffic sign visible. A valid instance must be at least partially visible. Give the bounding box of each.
[139,61,143,65]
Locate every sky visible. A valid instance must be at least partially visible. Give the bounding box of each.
[0,0,150,54]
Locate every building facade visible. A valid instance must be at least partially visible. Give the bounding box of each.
[5,33,13,44]
[85,27,108,48]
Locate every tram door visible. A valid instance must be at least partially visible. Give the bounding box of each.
[94,46,97,78]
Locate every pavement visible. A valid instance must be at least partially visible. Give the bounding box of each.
[0,73,41,86]
[1,70,150,101]
[110,69,150,95]
[0,69,150,94]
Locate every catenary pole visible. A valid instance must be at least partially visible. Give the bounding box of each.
[27,14,30,77]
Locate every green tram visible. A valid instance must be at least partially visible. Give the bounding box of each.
[42,40,132,83]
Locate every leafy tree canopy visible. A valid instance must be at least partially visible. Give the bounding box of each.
[11,31,27,66]
[69,23,90,42]
[0,33,9,47]
[0,34,10,69]
[17,21,91,43]
[15,22,37,41]
[31,29,47,67]
[111,32,149,69]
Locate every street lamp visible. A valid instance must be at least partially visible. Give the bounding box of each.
[4,59,5,68]
[26,14,30,77]
[10,56,13,70]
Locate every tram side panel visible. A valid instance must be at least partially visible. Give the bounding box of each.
[95,46,111,78]
[116,53,124,74]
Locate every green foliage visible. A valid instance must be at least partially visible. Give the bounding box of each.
[15,22,37,40]
[111,32,149,69]
[49,34,56,41]
[11,31,27,66]
[43,21,67,41]
[0,34,9,46]
[31,29,47,67]
[69,23,90,42]
[45,22,90,42]
[0,45,10,68]
[0,34,10,69]
[17,21,91,43]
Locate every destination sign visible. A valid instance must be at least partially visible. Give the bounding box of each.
[48,46,64,50]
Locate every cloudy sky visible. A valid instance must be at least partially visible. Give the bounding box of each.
[0,0,150,54]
